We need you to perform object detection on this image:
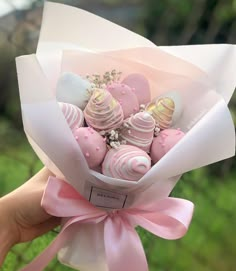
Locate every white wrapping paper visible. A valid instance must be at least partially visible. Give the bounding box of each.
[16,2,236,270]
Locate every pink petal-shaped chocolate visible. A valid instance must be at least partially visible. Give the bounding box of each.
[59,102,84,131]
[73,127,107,168]
[107,82,139,118]
[84,89,124,132]
[122,73,151,105]
[120,112,155,152]
[102,145,151,181]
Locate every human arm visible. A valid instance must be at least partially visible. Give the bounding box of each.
[0,168,60,266]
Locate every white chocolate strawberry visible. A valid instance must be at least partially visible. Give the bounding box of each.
[102,145,151,181]
[120,112,155,152]
[56,72,92,110]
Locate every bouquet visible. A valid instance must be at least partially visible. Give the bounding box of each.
[16,2,236,271]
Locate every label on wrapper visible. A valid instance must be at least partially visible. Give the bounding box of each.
[89,186,128,209]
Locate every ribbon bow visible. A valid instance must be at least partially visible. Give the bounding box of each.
[21,176,194,271]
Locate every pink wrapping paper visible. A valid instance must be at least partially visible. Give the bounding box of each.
[16,2,236,271]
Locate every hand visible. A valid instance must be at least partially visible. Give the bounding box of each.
[0,168,61,266]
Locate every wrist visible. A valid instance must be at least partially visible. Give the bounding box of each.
[0,227,13,266]
[0,198,18,266]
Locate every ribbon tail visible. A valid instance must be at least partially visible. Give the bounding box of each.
[104,216,148,271]
[19,226,71,271]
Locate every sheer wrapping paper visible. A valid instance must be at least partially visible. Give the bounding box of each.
[16,2,236,271]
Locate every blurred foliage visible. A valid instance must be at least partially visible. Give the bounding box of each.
[0,0,235,270]
[144,0,236,44]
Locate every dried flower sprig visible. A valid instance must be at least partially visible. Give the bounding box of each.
[139,104,146,112]
[86,70,122,88]
[154,125,161,136]
[99,129,126,149]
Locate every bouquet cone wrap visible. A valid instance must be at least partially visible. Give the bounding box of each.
[16,2,236,271]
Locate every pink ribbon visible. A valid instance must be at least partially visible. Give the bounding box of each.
[21,176,194,271]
